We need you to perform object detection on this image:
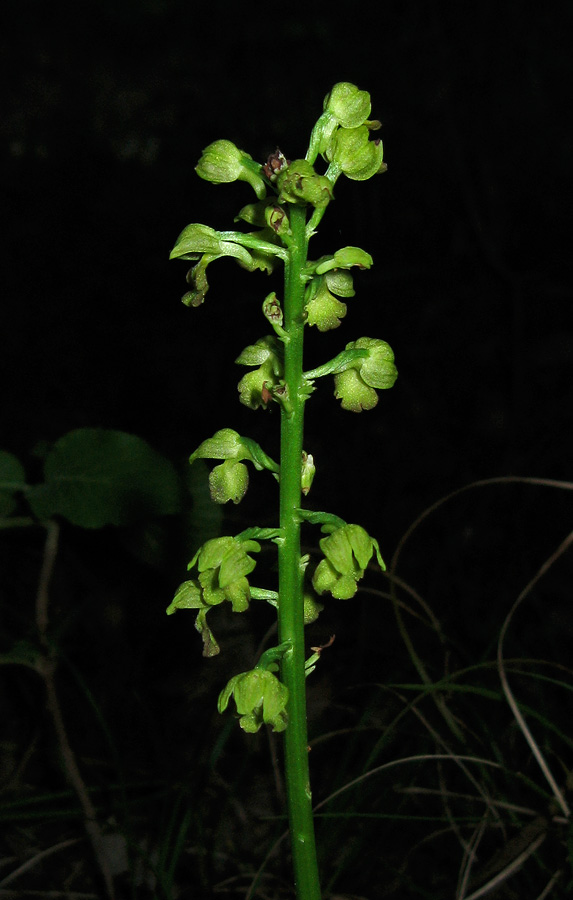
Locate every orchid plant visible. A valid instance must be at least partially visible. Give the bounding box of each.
[166,82,397,900]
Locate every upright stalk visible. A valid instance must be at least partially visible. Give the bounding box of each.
[277,205,321,899]
[166,82,395,900]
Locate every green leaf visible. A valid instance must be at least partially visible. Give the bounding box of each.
[0,451,26,517]
[27,429,181,528]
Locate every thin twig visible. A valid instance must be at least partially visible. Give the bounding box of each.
[497,529,573,819]
[35,521,116,900]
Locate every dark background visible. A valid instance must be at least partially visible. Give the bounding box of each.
[2,2,573,896]
[3,2,571,505]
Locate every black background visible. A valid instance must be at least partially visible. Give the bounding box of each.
[4,2,571,511]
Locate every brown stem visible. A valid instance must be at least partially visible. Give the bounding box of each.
[36,521,116,900]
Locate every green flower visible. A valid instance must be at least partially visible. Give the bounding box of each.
[312,523,383,599]
[306,82,373,165]
[189,428,279,504]
[193,535,260,612]
[170,223,281,306]
[218,668,289,733]
[304,250,370,331]
[170,224,255,306]
[326,125,386,182]
[333,337,397,412]
[196,140,267,198]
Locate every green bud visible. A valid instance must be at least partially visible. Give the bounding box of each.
[301,451,316,495]
[218,668,289,733]
[262,292,284,328]
[277,159,333,209]
[196,139,267,198]
[306,82,373,164]
[324,82,372,128]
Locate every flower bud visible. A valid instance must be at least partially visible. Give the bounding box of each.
[218,668,289,733]
[196,140,267,198]
[277,159,333,208]
[301,451,316,495]
[324,82,372,128]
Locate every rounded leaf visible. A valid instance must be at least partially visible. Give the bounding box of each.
[0,451,26,517]
[27,429,181,528]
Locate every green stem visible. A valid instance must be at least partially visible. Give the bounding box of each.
[277,203,322,900]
